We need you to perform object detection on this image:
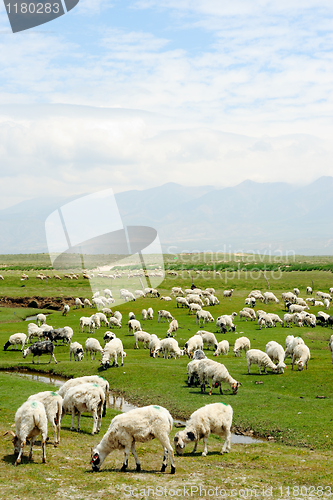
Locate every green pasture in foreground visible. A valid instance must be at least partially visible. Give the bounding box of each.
[0,266,333,498]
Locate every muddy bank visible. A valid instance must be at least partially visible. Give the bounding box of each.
[0,295,76,310]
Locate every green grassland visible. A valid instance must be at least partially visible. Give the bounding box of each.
[0,258,333,499]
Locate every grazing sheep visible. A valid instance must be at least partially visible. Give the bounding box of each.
[174,403,233,457]
[176,297,189,308]
[75,298,84,309]
[283,313,294,328]
[84,298,93,307]
[108,317,122,329]
[188,303,202,315]
[147,307,154,320]
[239,310,253,322]
[160,296,172,302]
[291,344,311,371]
[284,336,304,360]
[196,310,214,325]
[184,335,204,358]
[22,341,57,364]
[135,290,146,299]
[58,376,110,415]
[44,327,73,346]
[27,323,47,344]
[36,313,47,326]
[265,341,286,373]
[233,337,250,357]
[263,292,279,304]
[187,294,204,307]
[27,391,63,446]
[187,359,202,386]
[217,313,237,332]
[4,333,27,351]
[244,297,256,307]
[79,316,96,333]
[213,340,229,357]
[266,313,284,327]
[128,319,142,333]
[94,312,109,327]
[293,288,300,296]
[62,304,70,316]
[248,290,264,301]
[306,286,313,295]
[90,405,175,474]
[134,331,151,349]
[324,298,330,310]
[223,289,234,299]
[246,349,279,375]
[196,330,218,350]
[289,304,309,314]
[257,313,273,330]
[158,310,174,323]
[171,287,184,296]
[198,359,241,395]
[129,312,135,320]
[102,308,113,318]
[242,308,256,320]
[6,400,48,465]
[101,338,126,369]
[167,319,179,337]
[149,334,162,358]
[62,383,105,434]
[85,338,103,361]
[160,338,184,359]
[69,342,84,361]
[103,331,117,345]
[142,309,148,320]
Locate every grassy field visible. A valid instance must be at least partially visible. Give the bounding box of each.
[0,259,333,499]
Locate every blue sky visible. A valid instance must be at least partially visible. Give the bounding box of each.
[0,0,332,209]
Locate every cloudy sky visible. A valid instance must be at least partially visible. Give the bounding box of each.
[0,0,332,209]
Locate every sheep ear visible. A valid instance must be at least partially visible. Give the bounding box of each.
[3,430,16,438]
[187,431,195,441]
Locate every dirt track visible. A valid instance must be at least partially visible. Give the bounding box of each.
[0,296,75,310]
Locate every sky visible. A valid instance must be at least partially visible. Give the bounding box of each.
[0,0,333,210]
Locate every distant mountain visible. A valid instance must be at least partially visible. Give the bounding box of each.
[0,178,332,255]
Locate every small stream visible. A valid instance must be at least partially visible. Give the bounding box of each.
[6,371,262,444]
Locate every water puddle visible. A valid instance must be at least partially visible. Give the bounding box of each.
[6,371,262,444]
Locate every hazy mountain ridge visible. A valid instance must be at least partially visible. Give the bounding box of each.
[0,178,332,255]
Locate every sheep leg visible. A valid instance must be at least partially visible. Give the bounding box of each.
[202,437,208,456]
[121,446,131,472]
[191,441,198,454]
[15,441,25,465]
[28,438,35,461]
[92,409,99,434]
[221,428,231,453]
[51,353,57,364]
[159,437,175,473]
[130,443,141,471]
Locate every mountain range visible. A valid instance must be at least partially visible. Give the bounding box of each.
[0,177,332,256]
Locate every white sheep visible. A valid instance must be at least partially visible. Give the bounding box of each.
[27,323,46,344]
[196,310,214,325]
[58,376,110,408]
[242,307,256,320]
[187,294,204,306]
[176,297,189,308]
[160,338,184,359]
[75,298,84,309]
[284,335,304,360]
[129,311,135,320]
[281,292,298,304]
[102,307,112,318]
[248,290,264,301]
[3,333,27,351]
[6,400,48,465]
[104,288,112,298]
[167,319,179,337]
[257,313,274,329]
[283,313,294,328]
[27,391,63,446]
[263,292,279,304]
[128,319,142,333]
[293,288,300,296]
[84,298,93,307]
[187,359,202,386]
[184,335,204,358]
[265,341,286,373]
[246,349,279,375]
[142,309,148,320]
[289,304,309,314]
[213,340,229,357]
[94,312,109,327]
[90,405,175,474]
[108,317,122,329]
[174,403,233,457]
[239,310,253,322]
[306,286,313,295]
[223,289,234,299]
[135,290,146,298]
[134,330,151,349]
[217,312,237,332]
[101,338,126,369]
[62,383,105,434]
[171,287,184,296]
[198,359,241,395]
[147,307,154,320]
[196,330,218,350]
[244,297,256,307]
[36,313,47,326]
[291,344,310,371]
[62,304,70,316]
[149,334,162,358]
[69,342,84,361]
[160,296,172,301]
[79,316,96,333]
[188,303,202,315]
[158,310,174,323]
[266,313,284,327]
[233,336,251,357]
[85,338,103,361]
[324,298,330,310]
